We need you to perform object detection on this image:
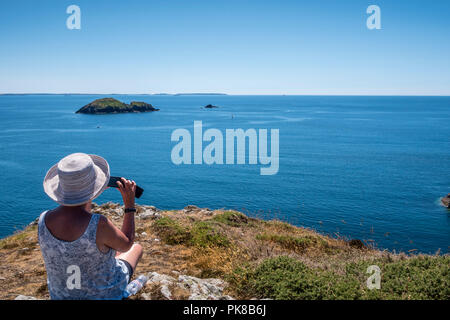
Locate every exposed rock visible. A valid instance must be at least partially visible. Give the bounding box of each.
[199,209,214,216]
[113,209,123,217]
[160,285,172,300]
[76,98,160,114]
[140,293,151,300]
[28,217,39,226]
[129,101,159,112]
[18,247,30,253]
[204,104,219,109]
[147,272,177,300]
[178,275,232,300]
[15,295,38,300]
[141,205,160,211]
[184,205,200,211]
[144,272,234,300]
[92,203,162,219]
[183,205,202,214]
[441,194,450,208]
[147,272,176,284]
[138,207,161,220]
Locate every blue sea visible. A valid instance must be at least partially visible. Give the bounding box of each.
[0,95,449,254]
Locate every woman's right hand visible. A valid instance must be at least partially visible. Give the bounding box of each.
[117,177,136,209]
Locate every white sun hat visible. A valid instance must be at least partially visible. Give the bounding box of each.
[43,153,110,206]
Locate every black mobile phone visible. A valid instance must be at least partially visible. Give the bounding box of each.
[108,176,144,199]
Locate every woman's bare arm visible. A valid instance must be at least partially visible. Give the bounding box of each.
[97,178,137,252]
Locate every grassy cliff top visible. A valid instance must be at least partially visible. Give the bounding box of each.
[0,203,448,300]
[129,101,149,106]
[88,98,127,108]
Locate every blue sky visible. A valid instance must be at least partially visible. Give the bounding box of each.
[0,0,449,95]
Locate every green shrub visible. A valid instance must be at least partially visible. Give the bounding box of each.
[213,211,248,227]
[230,256,343,299]
[228,255,450,300]
[152,217,191,245]
[256,233,327,252]
[266,220,296,232]
[345,255,450,300]
[153,218,230,248]
[190,221,230,248]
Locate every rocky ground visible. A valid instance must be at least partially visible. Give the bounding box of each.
[0,203,237,300]
[0,203,448,300]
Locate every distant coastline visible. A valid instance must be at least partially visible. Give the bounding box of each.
[2,93,450,97]
[0,93,229,96]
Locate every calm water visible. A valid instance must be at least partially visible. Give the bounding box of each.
[0,95,449,253]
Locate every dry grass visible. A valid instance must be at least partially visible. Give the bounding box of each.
[0,225,49,299]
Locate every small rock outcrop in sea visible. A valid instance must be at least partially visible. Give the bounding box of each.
[441,194,450,208]
[204,104,219,109]
[75,98,160,114]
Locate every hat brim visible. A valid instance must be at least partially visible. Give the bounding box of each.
[43,154,110,206]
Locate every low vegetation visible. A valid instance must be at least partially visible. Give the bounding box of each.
[228,255,449,300]
[0,227,37,251]
[256,233,328,253]
[212,211,249,227]
[152,217,230,248]
[152,217,191,245]
[0,203,448,300]
[189,221,230,248]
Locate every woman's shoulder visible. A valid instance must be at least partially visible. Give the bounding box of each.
[92,213,114,254]
[41,207,63,222]
[38,209,51,226]
[94,213,113,237]
[94,213,108,225]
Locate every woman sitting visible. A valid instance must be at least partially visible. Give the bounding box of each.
[38,153,143,299]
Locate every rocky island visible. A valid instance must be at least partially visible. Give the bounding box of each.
[75,98,160,114]
[441,193,450,208]
[0,203,448,300]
